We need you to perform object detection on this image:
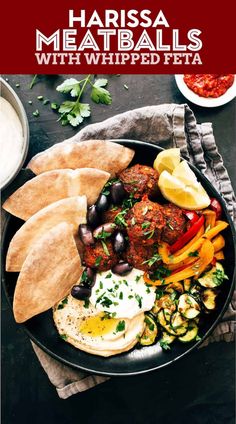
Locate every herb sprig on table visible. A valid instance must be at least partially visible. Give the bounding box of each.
[55,75,112,127]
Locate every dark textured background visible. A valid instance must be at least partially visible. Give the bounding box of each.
[1,74,235,424]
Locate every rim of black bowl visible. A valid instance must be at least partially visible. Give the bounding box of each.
[1,139,235,376]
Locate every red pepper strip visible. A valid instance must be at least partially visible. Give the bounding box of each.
[210,198,222,220]
[169,215,205,254]
[183,210,199,224]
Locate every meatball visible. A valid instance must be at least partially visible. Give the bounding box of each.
[126,242,160,272]
[126,197,165,245]
[119,164,159,199]
[102,206,123,224]
[83,240,118,272]
[161,203,187,245]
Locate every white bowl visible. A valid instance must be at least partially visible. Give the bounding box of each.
[175,74,236,108]
[0,78,29,191]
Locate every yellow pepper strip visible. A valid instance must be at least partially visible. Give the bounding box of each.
[193,239,215,279]
[203,209,216,229]
[214,250,225,260]
[144,240,214,286]
[174,225,204,256]
[203,220,228,240]
[166,256,197,271]
[212,234,225,252]
[159,237,204,265]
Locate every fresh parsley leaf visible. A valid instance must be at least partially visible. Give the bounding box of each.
[56,78,81,97]
[188,250,199,257]
[142,253,162,267]
[195,335,202,341]
[84,298,90,308]
[213,268,228,286]
[119,291,123,300]
[116,320,126,332]
[142,222,151,229]
[114,209,128,227]
[135,294,142,308]
[59,334,68,341]
[101,240,110,256]
[95,256,102,267]
[91,78,112,105]
[105,272,112,279]
[159,340,171,350]
[150,266,171,283]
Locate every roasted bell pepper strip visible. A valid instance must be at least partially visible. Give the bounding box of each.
[145,240,214,286]
[169,215,205,254]
[159,237,204,265]
[214,250,225,260]
[202,209,216,229]
[183,210,199,224]
[203,220,228,240]
[174,225,204,256]
[212,234,225,252]
[166,256,197,271]
[210,198,222,220]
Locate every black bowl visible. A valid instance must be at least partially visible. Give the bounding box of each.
[1,140,235,376]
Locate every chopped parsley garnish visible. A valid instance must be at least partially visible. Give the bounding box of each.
[159,340,171,350]
[195,335,202,342]
[101,312,117,320]
[122,194,138,209]
[150,266,171,283]
[188,250,199,257]
[135,294,143,308]
[102,178,120,196]
[167,221,174,230]
[114,209,128,227]
[144,316,155,331]
[105,272,112,279]
[212,268,228,286]
[84,298,90,308]
[155,288,165,300]
[95,227,114,240]
[101,240,110,256]
[95,256,102,267]
[99,281,103,289]
[100,297,113,308]
[170,291,178,301]
[57,297,68,309]
[128,295,134,299]
[119,291,123,300]
[135,275,142,282]
[142,253,162,267]
[143,229,155,239]
[116,320,126,332]
[60,334,68,341]
[142,222,151,229]
[32,109,40,117]
[146,287,151,294]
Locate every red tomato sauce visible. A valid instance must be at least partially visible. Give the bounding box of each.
[183,74,234,98]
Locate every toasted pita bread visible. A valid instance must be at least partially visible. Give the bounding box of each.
[27,140,135,177]
[3,168,110,220]
[13,222,82,323]
[6,196,87,272]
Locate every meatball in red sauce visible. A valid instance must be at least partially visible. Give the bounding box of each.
[83,240,118,272]
[126,196,165,245]
[119,164,159,199]
[161,203,187,245]
[126,242,160,272]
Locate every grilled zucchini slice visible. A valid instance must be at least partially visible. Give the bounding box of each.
[157,310,167,327]
[140,315,158,346]
[201,289,218,310]
[198,262,228,288]
[163,312,188,336]
[178,322,199,343]
[178,294,201,319]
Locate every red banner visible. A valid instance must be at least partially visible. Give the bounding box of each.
[1,0,236,73]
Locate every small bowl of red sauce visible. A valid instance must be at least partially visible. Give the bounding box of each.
[175,74,236,107]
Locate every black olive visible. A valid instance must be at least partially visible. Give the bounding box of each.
[96,194,109,213]
[87,205,100,228]
[110,181,126,205]
[113,231,126,253]
[112,262,133,276]
[93,222,117,239]
[78,224,95,245]
[71,285,91,300]
[80,267,96,288]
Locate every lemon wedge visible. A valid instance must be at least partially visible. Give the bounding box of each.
[172,160,197,185]
[158,170,210,210]
[153,148,180,174]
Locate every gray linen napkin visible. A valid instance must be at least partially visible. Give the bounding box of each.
[20,104,236,398]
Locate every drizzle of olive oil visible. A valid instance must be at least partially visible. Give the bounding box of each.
[79,314,118,337]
